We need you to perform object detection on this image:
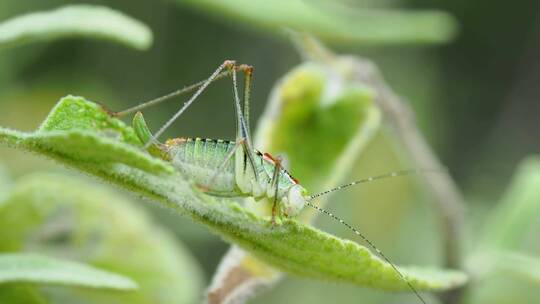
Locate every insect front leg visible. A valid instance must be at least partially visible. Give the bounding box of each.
[226,62,286,226]
[223,61,261,195]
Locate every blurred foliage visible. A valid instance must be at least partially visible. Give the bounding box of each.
[258,62,378,191]
[0,5,152,50]
[464,157,540,304]
[480,157,540,251]
[0,172,203,304]
[253,61,382,222]
[176,0,457,45]
[0,253,137,290]
[0,0,539,304]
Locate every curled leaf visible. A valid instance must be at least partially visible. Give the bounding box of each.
[0,95,467,292]
[0,5,152,50]
[0,253,136,290]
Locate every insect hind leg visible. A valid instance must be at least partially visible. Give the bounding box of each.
[112,60,253,151]
[113,63,235,118]
[145,60,244,149]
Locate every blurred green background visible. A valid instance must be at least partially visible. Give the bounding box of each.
[1,0,540,303]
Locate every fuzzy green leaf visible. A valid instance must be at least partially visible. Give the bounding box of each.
[0,5,152,50]
[9,96,173,175]
[176,0,457,45]
[0,95,466,291]
[0,253,136,290]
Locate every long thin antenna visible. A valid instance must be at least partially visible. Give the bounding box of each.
[305,201,427,304]
[308,169,444,201]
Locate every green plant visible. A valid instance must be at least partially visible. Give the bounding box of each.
[2,2,540,304]
[0,94,465,297]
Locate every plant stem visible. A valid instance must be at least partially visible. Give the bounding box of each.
[353,63,466,303]
[355,61,465,269]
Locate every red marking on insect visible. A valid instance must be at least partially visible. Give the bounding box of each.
[263,152,276,162]
[261,152,300,184]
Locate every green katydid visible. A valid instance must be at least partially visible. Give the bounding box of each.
[113,60,438,303]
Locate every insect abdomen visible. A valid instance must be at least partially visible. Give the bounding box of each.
[166,137,238,195]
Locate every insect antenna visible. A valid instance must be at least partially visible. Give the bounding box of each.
[308,168,444,201]
[304,201,427,303]
[304,168,445,304]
